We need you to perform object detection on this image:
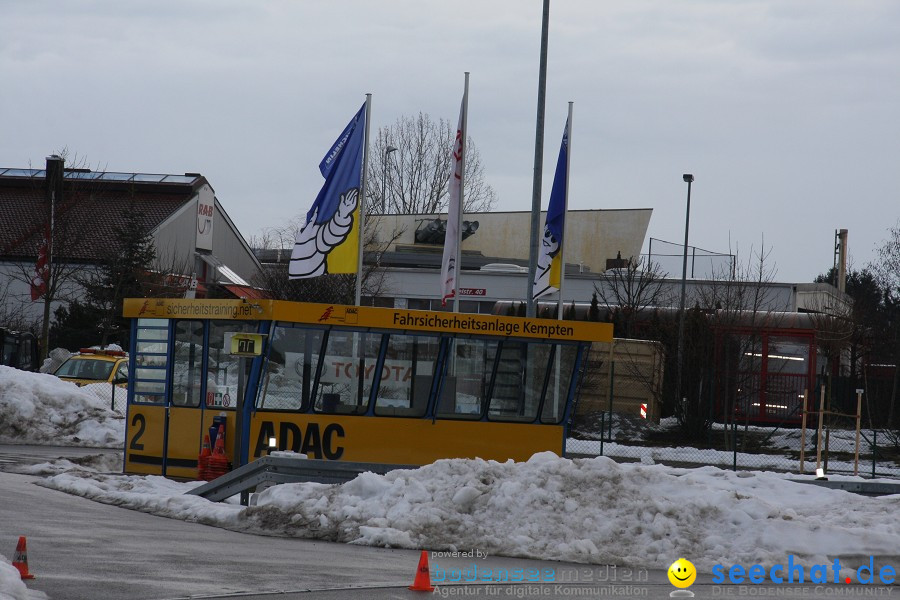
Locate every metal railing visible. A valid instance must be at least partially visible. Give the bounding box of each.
[187,456,416,504]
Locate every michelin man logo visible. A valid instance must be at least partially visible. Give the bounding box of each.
[290,188,359,278]
[537,225,560,277]
[533,224,560,298]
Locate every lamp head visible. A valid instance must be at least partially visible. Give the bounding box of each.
[386,145,398,155]
[683,174,694,183]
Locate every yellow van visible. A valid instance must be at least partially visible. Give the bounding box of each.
[54,348,129,387]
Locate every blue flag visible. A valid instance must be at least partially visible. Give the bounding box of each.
[533,120,569,299]
[290,103,367,278]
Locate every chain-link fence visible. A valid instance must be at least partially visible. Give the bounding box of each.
[40,348,129,414]
[644,237,736,279]
[566,355,900,478]
[80,382,128,414]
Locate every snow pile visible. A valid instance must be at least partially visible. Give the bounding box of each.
[39,452,900,571]
[39,472,242,527]
[0,366,124,447]
[0,555,27,600]
[0,553,46,600]
[39,347,71,374]
[252,453,900,569]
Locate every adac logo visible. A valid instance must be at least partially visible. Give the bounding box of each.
[318,306,358,324]
[668,558,696,597]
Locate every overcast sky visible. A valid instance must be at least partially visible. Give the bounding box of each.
[2,1,899,283]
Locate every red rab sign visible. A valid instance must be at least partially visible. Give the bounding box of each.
[196,192,215,250]
[198,202,214,234]
[459,288,486,297]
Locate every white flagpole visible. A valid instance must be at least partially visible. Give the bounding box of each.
[453,72,469,313]
[557,102,573,321]
[355,93,372,307]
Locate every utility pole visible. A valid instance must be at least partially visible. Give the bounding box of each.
[40,155,64,361]
[526,0,550,318]
[675,174,694,411]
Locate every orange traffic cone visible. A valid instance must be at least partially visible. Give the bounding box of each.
[213,424,225,455]
[12,536,34,580]
[408,550,434,591]
[206,424,229,480]
[197,434,211,481]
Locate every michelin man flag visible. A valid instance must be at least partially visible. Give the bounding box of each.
[289,103,366,278]
[532,119,569,300]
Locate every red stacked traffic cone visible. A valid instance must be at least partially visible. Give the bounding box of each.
[197,434,212,481]
[206,424,229,480]
[408,550,434,592]
[12,536,35,580]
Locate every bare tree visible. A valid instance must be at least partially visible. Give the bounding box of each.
[368,113,497,214]
[871,223,900,428]
[870,223,900,427]
[591,247,784,441]
[584,259,675,431]
[0,278,35,334]
[696,248,776,318]
[692,246,784,444]
[592,257,674,339]
[872,220,900,295]
[4,150,103,358]
[247,215,306,254]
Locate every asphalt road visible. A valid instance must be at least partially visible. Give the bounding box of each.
[0,443,123,470]
[1,445,894,599]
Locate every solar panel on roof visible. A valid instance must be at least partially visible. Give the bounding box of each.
[64,171,102,180]
[160,175,197,184]
[1,169,41,177]
[1,168,200,185]
[97,172,134,181]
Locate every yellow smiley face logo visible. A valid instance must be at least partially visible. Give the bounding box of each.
[668,558,697,588]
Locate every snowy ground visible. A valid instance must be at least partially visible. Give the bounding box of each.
[573,412,886,455]
[572,435,897,476]
[3,365,900,598]
[569,412,900,477]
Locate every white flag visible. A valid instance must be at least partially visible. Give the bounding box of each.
[440,95,465,306]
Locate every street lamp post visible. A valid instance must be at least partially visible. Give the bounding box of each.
[675,174,694,412]
[526,0,551,319]
[381,145,398,214]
